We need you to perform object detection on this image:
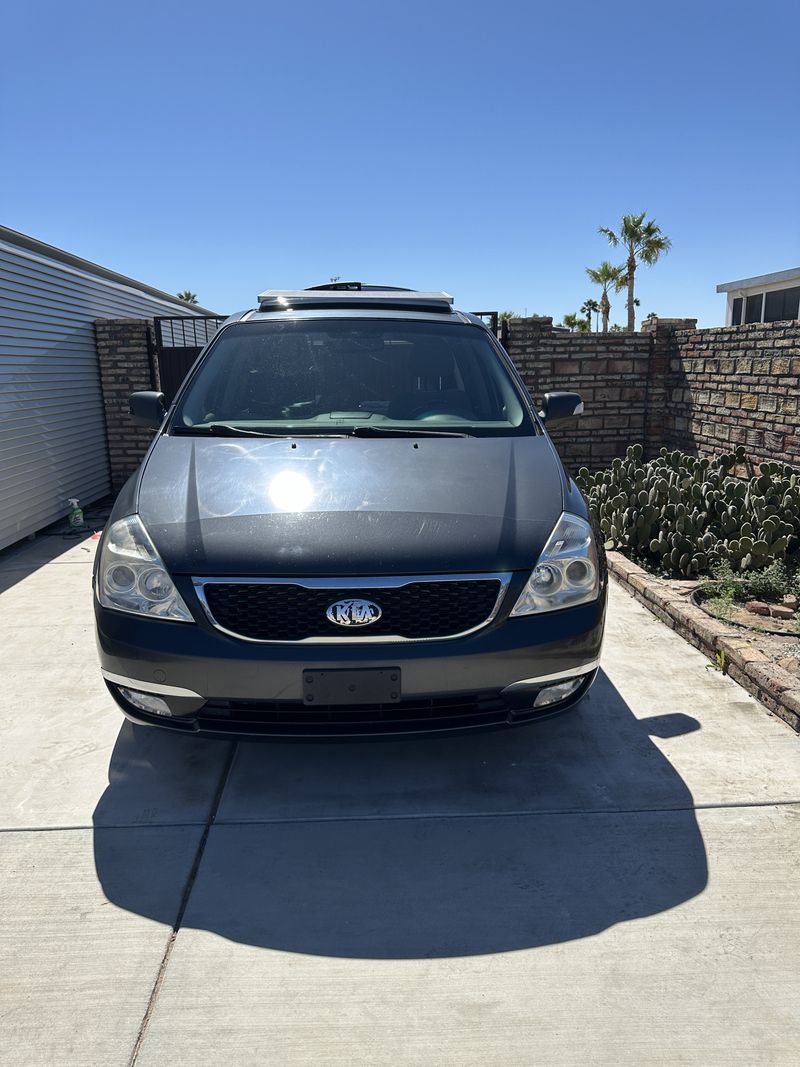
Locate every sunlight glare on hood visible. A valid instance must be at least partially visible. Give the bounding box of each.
[268,470,315,512]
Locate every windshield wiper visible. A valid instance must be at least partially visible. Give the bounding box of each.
[172,424,471,439]
[344,426,471,438]
[173,424,308,439]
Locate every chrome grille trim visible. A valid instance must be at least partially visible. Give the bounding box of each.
[191,573,512,645]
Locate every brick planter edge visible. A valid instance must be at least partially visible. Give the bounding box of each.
[607,551,800,733]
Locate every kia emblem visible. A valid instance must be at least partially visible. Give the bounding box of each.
[326,598,382,627]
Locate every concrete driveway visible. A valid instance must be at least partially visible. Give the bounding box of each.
[2,529,799,1066]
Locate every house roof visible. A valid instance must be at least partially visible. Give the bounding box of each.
[0,224,218,314]
[716,267,800,293]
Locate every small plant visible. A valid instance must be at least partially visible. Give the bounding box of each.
[710,559,737,597]
[707,650,727,673]
[697,555,800,635]
[745,560,789,600]
[700,559,792,604]
[700,560,735,618]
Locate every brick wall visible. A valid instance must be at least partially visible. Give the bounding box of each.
[505,315,799,471]
[94,319,160,492]
[661,320,800,467]
[506,316,663,469]
[92,315,800,496]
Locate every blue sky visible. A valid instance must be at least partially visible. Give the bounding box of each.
[2,0,798,326]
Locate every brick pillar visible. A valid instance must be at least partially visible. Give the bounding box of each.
[503,316,554,401]
[94,318,160,492]
[641,317,697,459]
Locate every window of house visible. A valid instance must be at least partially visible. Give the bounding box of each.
[745,294,764,323]
[731,297,743,326]
[764,286,800,323]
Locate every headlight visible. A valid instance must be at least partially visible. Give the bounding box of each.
[510,512,599,616]
[97,515,193,622]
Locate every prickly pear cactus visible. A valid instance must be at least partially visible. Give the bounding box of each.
[575,445,800,577]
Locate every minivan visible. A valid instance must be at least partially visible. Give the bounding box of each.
[94,284,606,737]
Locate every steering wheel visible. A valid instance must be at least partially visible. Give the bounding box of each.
[229,401,284,420]
[405,404,470,421]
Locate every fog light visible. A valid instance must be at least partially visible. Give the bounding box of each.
[118,687,173,716]
[533,677,583,708]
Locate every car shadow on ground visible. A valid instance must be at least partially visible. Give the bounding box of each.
[93,671,708,959]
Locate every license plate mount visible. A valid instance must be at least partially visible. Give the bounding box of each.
[303,668,401,706]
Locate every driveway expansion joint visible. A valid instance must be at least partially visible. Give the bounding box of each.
[127,741,237,1067]
[4,799,800,838]
[209,798,800,826]
[0,821,209,833]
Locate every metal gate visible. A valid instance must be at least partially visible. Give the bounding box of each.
[473,311,509,347]
[153,316,226,402]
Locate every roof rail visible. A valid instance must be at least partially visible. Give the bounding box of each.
[257,288,455,313]
[305,281,414,292]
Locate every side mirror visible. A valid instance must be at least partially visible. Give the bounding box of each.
[539,391,584,427]
[129,391,166,427]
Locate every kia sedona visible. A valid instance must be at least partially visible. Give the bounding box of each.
[94,283,606,738]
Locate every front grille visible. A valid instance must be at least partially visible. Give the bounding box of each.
[198,578,504,642]
[198,693,512,736]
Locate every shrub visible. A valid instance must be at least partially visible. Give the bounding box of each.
[744,560,789,600]
[576,445,800,577]
[699,559,792,612]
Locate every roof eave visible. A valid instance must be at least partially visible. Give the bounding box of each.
[0,224,218,315]
[717,267,800,293]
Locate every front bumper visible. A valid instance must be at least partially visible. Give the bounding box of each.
[95,584,606,739]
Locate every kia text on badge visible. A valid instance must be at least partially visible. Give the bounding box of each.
[326,599,383,627]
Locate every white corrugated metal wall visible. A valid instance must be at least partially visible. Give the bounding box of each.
[0,230,206,551]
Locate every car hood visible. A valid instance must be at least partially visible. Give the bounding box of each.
[137,434,566,576]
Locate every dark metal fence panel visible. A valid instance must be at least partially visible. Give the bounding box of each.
[153,316,226,402]
[472,311,508,348]
[472,311,499,334]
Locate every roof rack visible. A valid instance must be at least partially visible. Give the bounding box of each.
[256,286,455,313]
[305,281,413,292]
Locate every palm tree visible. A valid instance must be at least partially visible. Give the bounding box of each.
[585,261,625,333]
[598,213,671,331]
[176,290,199,304]
[562,312,589,333]
[581,298,600,332]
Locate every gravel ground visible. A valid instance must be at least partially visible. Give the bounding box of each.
[652,573,800,677]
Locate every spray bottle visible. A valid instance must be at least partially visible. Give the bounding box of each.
[67,498,85,530]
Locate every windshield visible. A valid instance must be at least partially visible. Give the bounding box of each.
[171,318,532,437]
